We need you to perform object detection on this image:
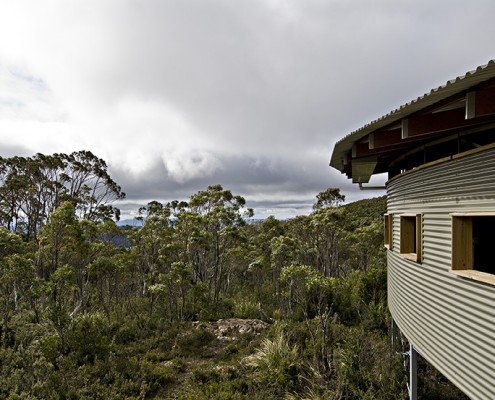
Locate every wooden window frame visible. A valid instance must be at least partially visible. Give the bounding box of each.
[399,214,422,263]
[384,214,392,249]
[451,212,495,285]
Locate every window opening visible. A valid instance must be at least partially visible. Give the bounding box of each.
[453,216,495,274]
[400,215,422,262]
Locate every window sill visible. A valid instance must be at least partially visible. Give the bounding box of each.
[399,253,420,262]
[450,269,495,286]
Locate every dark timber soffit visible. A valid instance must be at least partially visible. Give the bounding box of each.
[330,59,495,178]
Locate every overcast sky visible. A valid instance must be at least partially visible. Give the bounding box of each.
[1,0,494,219]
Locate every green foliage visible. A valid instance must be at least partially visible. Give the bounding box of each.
[336,327,406,399]
[173,325,216,358]
[233,298,259,319]
[313,187,345,209]
[244,327,302,392]
[0,228,28,258]
[68,312,110,364]
[0,177,466,400]
[0,151,124,241]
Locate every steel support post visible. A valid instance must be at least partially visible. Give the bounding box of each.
[409,344,418,400]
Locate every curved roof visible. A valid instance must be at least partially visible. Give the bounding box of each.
[330,59,495,171]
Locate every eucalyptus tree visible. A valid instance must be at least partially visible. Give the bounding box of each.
[312,187,345,210]
[60,151,125,222]
[280,264,336,372]
[0,228,37,346]
[130,202,173,298]
[176,185,253,304]
[0,151,124,241]
[246,216,285,291]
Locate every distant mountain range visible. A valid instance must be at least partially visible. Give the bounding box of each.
[117,218,144,227]
[117,217,264,227]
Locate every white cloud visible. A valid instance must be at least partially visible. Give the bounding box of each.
[0,0,495,217]
[163,149,221,183]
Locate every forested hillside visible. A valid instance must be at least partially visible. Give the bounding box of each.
[0,153,466,399]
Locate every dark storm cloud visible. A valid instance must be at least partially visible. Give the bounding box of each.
[111,152,375,219]
[110,153,343,201]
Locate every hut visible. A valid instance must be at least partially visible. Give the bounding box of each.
[331,60,495,400]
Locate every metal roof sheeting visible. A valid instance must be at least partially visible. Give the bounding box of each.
[330,59,495,171]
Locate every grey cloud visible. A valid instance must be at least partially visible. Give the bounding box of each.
[110,152,367,219]
[1,0,495,218]
[0,143,32,158]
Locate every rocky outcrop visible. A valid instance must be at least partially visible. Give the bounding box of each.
[194,318,270,341]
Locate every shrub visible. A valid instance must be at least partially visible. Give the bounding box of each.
[67,313,110,365]
[190,366,221,384]
[233,299,259,319]
[173,325,215,357]
[244,328,303,393]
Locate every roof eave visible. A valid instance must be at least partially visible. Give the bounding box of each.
[330,59,495,174]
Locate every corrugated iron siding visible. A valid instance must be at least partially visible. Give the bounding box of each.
[387,147,495,400]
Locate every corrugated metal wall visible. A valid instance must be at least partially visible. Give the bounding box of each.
[387,147,495,400]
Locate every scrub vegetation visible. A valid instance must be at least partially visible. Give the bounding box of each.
[0,153,467,399]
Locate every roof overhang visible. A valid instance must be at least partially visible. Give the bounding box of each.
[331,60,495,180]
